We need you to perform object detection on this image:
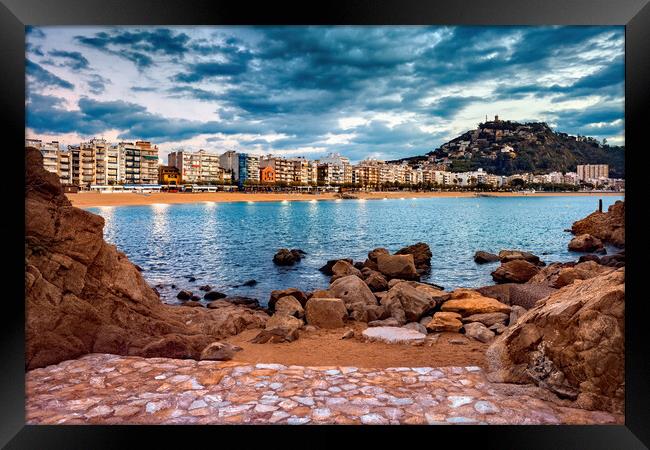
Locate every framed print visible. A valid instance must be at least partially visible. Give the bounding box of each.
[2,0,649,448]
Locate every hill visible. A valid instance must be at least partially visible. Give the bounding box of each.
[390,119,625,178]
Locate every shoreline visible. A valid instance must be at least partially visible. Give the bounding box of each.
[67,190,624,208]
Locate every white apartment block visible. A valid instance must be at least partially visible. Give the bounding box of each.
[317,153,352,185]
[169,149,225,183]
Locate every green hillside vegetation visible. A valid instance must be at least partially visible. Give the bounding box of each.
[391,120,625,178]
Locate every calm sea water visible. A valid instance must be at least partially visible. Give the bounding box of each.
[88,195,623,305]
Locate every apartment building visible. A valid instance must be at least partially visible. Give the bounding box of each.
[288,157,314,185]
[260,156,293,183]
[219,150,240,181]
[317,152,352,185]
[352,159,383,186]
[577,164,609,181]
[238,153,260,185]
[168,149,225,183]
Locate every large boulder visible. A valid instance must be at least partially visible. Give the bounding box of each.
[571,201,625,248]
[395,242,432,274]
[24,148,268,370]
[491,260,540,283]
[441,289,511,317]
[251,313,302,344]
[498,250,542,265]
[376,253,419,280]
[330,260,362,283]
[305,297,347,329]
[328,275,378,319]
[380,282,437,325]
[477,283,558,309]
[425,312,463,332]
[273,248,304,266]
[274,295,305,319]
[568,234,604,252]
[486,269,625,413]
[474,251,500,264]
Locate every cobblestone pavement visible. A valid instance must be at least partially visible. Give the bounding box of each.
[26,354,622,425]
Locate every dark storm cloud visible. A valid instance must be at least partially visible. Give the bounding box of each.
[26,60,74,90]
[46,50,90,70]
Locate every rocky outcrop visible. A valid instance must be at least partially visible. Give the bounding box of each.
[25,148,268,370]
[274,295,305,319]
[486,269,625,413]
[318,258,353,275]
[377,254,419,280]
[251,314,302,343]
[477,283,557,310]
[328,275,378,321]
[362,269,389,292]
[268,288,308,311]
[528,261,615,289]
[463,322,495,343]
[568,234,604,253]
[571,200,624,248]
[395,242,432,274]
[491,260,540,283]
[273,248,305,266]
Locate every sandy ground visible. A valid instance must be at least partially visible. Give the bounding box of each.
[67,190,623,208]
[227,323,489,369]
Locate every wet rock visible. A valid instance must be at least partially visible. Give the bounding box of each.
[199,342,242,361]
[578,255,601,264]
[491,260,540,283]
[221,296,261,308]
[367,247,390,263]
[441,289,511,317]
[474,251,500,264]
[426,312,463,333]
[204,291,227,301]
[190,295,201,302]
[198,285,212,292]
[464,322,495,343]
[487,269,625,414]
[461,312,509,327]
[177,290,193,300]
[568,234,604,252]
[498,250,542,265]
[134,264,144,272]
[353,261,365,270]
[600,252,625,267]
[395,242,432,274]
[318,258,353,275]
[377,254,419,280]
[305,298,347,329]
[275,296,305,319]
[273,248,304,266]
[188,276,196,282]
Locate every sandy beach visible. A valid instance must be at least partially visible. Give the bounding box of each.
[67,190,623,208]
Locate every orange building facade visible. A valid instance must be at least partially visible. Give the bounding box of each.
[260,166,276,183]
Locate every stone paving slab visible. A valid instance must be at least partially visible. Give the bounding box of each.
[25,354,622,425]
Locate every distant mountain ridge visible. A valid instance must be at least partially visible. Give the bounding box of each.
[389,119,624,178]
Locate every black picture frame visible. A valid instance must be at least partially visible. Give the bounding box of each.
[2,0,649,448]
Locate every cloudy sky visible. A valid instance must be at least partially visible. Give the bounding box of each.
[26,26,624,163]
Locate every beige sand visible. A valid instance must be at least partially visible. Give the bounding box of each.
[227,324,489,369]
[67,190,623,208]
